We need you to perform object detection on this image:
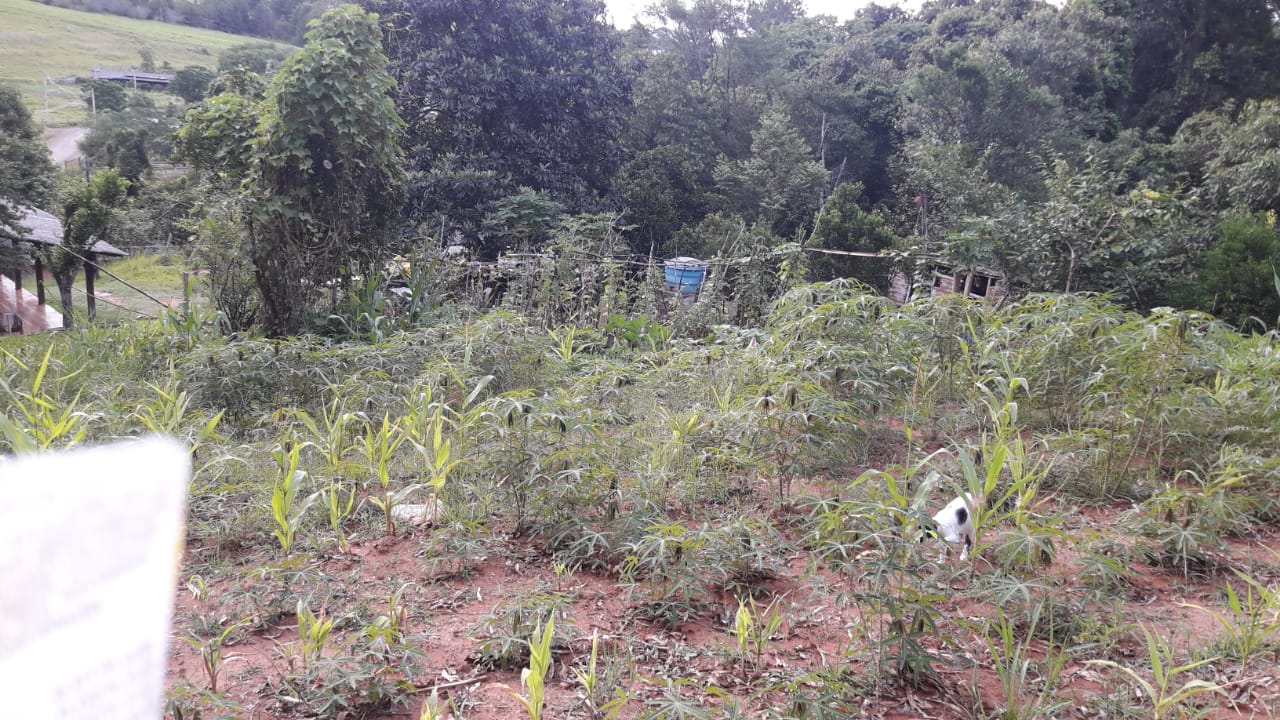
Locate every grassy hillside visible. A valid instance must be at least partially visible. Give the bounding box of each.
[0,0,290,125]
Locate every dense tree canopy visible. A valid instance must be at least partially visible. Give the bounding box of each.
[370,0,632,235]
[72,0,1280,333]
[0,86,56,260]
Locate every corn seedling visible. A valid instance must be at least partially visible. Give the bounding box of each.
[295,394,361,551]
[270,441,317,555]
[133,372,224,453]
[1086,624,1230,719]
[976,605,1077,720]
[365,583,412,654]
[362,413,411,536]
[418,688,448,720]
[296,599,335,668]
[730,595,785,674]
[548,326,594,365]
[1179,570,1280,675]
[417,404,460,493]
[185,617,251,694]
[504,617,554,720]
[571,629,601,715]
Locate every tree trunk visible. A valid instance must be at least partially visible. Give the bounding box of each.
[54,269,75,330]
[250,223,308,337]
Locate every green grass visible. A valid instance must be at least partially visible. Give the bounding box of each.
[64,253,200,325]
[0,0,291,125]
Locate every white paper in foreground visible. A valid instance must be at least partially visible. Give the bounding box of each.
[0,437,191,720]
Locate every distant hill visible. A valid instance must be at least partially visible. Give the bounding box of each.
[0,0,293,125]
[33,0,332,43]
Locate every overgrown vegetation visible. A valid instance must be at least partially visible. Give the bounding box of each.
[5,278,1280,718]
[4,0,1280,718]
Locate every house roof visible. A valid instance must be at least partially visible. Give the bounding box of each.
[90,69,174,85]
[2,203,128,257]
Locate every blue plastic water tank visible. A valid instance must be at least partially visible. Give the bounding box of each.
[664,257,708,295]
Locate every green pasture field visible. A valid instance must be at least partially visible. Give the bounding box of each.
[0,0,289,125]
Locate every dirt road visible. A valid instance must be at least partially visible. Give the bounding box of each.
[44,126,89,167]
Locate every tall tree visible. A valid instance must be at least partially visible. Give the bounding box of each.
[0,86,56,272]
[370,0,632,232]
[51,169,129,329]
[808,182,900,288]
[179,5,406,336]
[1125,0,1280,134]
[1200,100,1280,216]
[714,104,828,238]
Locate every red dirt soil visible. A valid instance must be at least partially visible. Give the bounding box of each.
[165,488,1280,720]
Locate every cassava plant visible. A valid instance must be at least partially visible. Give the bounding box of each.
[1086,624,1230,720]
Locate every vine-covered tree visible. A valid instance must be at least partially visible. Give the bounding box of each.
[178,5,406,336]
[369,0,632,231]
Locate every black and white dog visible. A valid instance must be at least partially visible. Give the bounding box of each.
[925,493,982,561]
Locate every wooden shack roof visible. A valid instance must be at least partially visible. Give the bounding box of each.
[90,69,174,86]
[2,203,127,257]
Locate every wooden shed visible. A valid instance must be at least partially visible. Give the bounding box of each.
[1,203,127,334]
[888,260,1007,304]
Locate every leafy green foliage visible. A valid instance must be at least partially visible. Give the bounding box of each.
[714,104,828,238]
[82,79,127,112]
[178,5,406,336]
[1125,0,1280,135]
[0,84,55,271]
[808,181,899,287]
[50,168,129,329]
[217,42,294,73]
[373,0,631,223]
[169,65,216,102]
[1178,212,1280,330]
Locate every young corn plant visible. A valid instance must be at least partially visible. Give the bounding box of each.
[364,583,412,655]
[270,441,317,556]
[729,595,785,676]
[185,617,252,694]
[1086,624,1230,719]
[132,371,224,452]
[296,599,335,668]
[294,396,361,552]
[362,413,411,536]
[571,629,602,716]
[1179,570,1280,676]
[416,404,461,495]
[976,605,1075,720]
[505,617,554,720]
[418,688,448,720]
